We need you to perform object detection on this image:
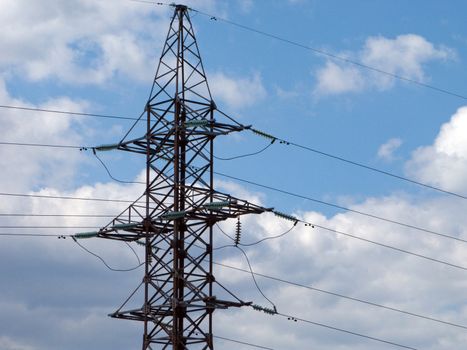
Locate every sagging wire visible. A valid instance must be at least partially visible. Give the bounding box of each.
[240,221,298,247]
[72,236,144,272]
[125,241,142,265]
[211,139,275,161]
[236,245,277,314]
[91,148,145,185]
[214,223,277,312]
[216,217,299,248]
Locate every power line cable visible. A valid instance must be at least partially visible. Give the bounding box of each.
[273,135,467,201]
[0,191,135,203]
[214,261,467,331]
[212,139,275,161]
[191,9,467,102]
[0,226,101,229]
[216,221,298,247]
[92,150,145,185]
[233,240,420,350]
[240,222,298,247]
[299,218,467,272]
[215,171,467,244]
[213,335,275,350]
[218,206,467,272]
[72,237,144,272]
[0,141,87,149]
[235,245,277,311]
[215,242,277,311]
[270,309,419,350]
[2,109,467,203]
[0,104,140,121]
[0,213,117,218]
[0,233,71,237]
[125,241,142,265]
[2,230,465,331]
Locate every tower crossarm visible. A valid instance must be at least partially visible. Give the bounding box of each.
[84,188,271,243]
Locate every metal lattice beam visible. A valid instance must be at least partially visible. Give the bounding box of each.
[94,4,270,349]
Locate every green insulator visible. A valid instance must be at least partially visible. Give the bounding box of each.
[160,211,186,220]
[74,231,98,239]
[252,304,262,311]
[273,211,297,222]
[251,304,277,315]
[184,119,210,128]
[203,201,230,209]
[112,223,139,230]
[251,128,276,141]
[136,240,145,246]
[94,143,120,151]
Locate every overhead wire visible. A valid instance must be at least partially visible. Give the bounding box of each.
[0,213,117,218]
[0,141,87,149]
[2,106,467,201]
[216,221,298,247]
[290,216,467,272]
[0,104,141,121]
[214,261,467,331]
[269,310,419,350]
[0,233,71,237]
[8,3,457,347]
[72,237,144,272]
[273,134,467,201]
[215,207,467,273]
[240,222,298,247]
[190,8,467,102]
[213,335,275,350]
[1,172,465,272]
[0,191,135,203]
[211,139,275,161]
[219,226,420,349]
[214,171,467,244]
[92,150,145,185]
[215,241,277,311]
[3,123,467,203]
[2,229,466,331]
[0,225,101,229]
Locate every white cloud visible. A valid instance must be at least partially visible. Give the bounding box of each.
[0,0,220,85]
[314,61,365,95]
[211,190,467,350]
[313,34,453,96]
[209,72,267,109]
[0,0,163,84]
[1,3,467,348]
[406,106,467,193]
[3,164,467,349]
[378,137,403,161]
[0,77,90,191]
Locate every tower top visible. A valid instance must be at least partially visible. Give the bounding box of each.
[172,3,188,11]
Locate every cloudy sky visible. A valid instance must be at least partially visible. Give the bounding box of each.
[1,0,467,349]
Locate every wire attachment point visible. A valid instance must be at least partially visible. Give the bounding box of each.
[251,304,277,315]
[235,217,242,246]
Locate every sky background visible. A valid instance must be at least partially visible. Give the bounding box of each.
[1,0,467,349]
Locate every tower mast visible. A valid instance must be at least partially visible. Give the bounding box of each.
[88,4,270,349]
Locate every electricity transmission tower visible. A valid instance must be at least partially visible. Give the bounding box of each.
[90,4,269,349]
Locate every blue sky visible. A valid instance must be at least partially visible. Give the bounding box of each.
[1,0,467,349]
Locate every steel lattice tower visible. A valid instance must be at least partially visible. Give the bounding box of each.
[92,4,269,349]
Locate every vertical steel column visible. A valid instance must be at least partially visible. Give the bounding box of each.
[95,5,268,349]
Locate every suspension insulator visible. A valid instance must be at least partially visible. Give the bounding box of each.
[235,217,242,246]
